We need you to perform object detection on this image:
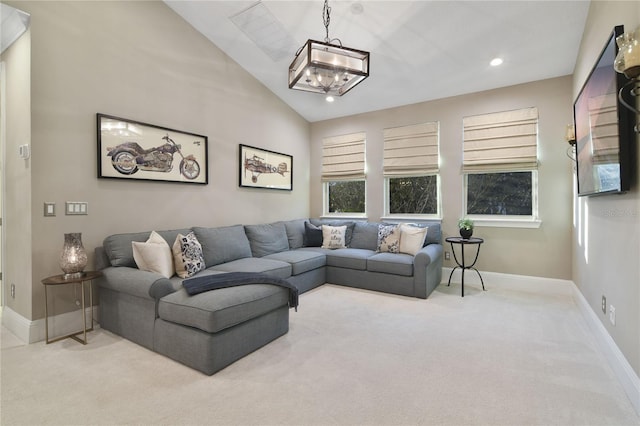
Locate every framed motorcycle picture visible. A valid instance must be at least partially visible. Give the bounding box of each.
[239,144,293,191]
[97,113,208,185]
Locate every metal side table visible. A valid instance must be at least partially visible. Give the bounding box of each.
[445,237,485,297]
[41,270,102,344]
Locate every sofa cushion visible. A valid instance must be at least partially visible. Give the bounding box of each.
[398,223,429,255]
[349,222,379,250]
[210,257,291,279]
[377,224,400,253]
[193,225,252,267]
[264,249,327,275]
[282,219,306,249]
[158,284,289,334]
[244,222,290,257]
[132,231,175,278]
[321,225,347,249]
[103,228,191,268]
[304,221,323,247]
[172,231,206,278]
[325,248,375,270]
[367,252,414,276]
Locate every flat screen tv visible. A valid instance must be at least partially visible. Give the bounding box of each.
[573,25,636,197]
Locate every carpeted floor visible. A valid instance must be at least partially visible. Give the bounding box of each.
[1,280,639,426]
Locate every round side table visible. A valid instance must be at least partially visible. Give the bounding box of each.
[41,270,102,344]
[445,237,485,297]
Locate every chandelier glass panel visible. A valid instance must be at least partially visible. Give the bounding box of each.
[288,0,370,97]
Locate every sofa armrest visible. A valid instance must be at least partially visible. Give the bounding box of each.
[96,266,179,301]
[413,244,444,299]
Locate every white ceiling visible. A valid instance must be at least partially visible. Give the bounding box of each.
[165,1,590,123]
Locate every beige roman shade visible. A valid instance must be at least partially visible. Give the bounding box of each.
[383,121,439,176]
[588,93,619,164]
[322,132,366,180]
[463,107,538,173]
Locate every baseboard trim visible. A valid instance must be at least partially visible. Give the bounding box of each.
[2,305,100,344]
[441,267,574,296]
[572,284,640,416]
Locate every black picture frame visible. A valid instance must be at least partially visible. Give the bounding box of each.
[239,144,293,191]
[97,113,208,185]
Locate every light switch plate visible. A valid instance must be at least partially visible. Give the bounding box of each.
[44,202,56,217]
[65,201,88,215]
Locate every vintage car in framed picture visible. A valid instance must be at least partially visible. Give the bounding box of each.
[97,113,208,185]
[239,144,293,191]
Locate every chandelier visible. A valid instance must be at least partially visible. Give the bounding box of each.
[288,0,370,98]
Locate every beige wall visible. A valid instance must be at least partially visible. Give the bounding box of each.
[6,1,310,322]
[571,1,640,375]
[1,26,32,319]
[311,77,574,280]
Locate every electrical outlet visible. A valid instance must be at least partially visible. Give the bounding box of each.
[445,251,451,260]
[10,283,15,298]
[609,305,616,325]
[602,295,606,314]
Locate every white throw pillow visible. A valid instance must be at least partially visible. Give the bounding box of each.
[132,231,174,278]
[321,225,347,249]
[399,223,429,255]
[172,232,205,278]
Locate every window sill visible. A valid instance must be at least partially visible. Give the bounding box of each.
[469,217,542,229]
[320,214,368,220]
[380,215,442,223]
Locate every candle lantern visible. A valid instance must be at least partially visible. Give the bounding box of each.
[614,27,640,79]
[59,233,88,279]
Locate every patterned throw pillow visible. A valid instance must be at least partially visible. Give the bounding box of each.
[399,223,429,255]
[173,232,205,278]
[132,231,175,278]
[321,225,347,249]
[377,224,400,253]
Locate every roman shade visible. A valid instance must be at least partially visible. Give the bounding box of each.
[383,121,439,176]
[322,132,366,180]
[588,93,619,165]
[463,107,538,173]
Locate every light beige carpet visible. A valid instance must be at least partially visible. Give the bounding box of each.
[1,281,639,426]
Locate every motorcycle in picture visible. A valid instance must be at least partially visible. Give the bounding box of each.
[106,134,200,180]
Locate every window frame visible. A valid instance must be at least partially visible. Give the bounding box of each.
[462,170,541,229]
[322,179,367,219]
[383,174,441,220]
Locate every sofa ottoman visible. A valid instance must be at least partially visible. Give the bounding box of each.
[153,284,290,375]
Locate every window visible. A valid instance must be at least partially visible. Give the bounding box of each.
[463,107,538,223]
[383,122,440,217]
[466,171,534,215]
[327,180,366,213]
[388,175,438,214]
[322,132,366,216]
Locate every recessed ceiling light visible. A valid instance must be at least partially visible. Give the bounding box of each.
[326,96,335,103]
[490,57,503,67]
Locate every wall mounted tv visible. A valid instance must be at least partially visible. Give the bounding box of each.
[573,25,636,197]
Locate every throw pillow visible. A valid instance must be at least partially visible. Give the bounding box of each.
[172,232,205,278]
[377,224,400,253]
[399,223,429,255]
[132,231,174,278]
[321,225,347,249]
[304,221,323,247]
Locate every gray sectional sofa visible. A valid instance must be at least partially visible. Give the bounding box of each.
[94,218,443,375]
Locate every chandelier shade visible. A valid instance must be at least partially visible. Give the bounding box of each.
[289,39,370,96]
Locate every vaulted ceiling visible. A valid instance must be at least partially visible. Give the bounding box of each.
[166,1,590,122]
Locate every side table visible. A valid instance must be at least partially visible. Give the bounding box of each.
[41,270,102,344]
[445,237,485,297]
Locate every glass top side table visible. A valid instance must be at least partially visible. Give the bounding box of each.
[445,237,485,297]
[41,270,102,344]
